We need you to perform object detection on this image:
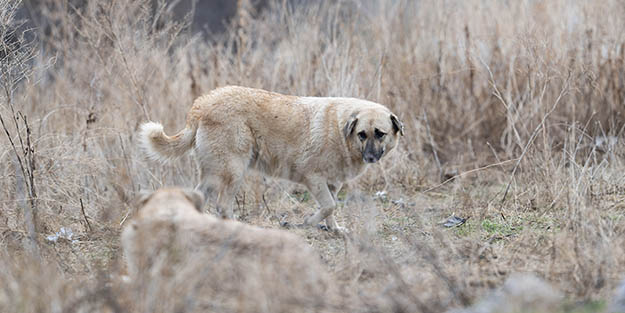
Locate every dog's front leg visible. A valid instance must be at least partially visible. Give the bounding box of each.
[304,178,340,231]
[323,183,344,231]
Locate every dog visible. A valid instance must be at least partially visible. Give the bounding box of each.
[121,188,332,312]
[139,86,404,231]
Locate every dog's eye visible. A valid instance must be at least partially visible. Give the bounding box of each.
[375,129,386,140]
[357,131,367,141]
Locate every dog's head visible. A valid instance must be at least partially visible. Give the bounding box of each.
[343,107,404,164]
[134,188,205,218]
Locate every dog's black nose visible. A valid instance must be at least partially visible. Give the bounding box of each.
[364,155,378,163]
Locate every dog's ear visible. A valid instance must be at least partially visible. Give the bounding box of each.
[132,189,154,217]
[136,190,154,208]
[343,114,359,138]
[390,114,404,136]
[182,188,205,213]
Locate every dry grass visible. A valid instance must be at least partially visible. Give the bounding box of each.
[1,0,625,312]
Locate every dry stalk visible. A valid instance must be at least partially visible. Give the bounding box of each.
[500,73,571,205]
[0,0,40,258]
[79,198,92,233]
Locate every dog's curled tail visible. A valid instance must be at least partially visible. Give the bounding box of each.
[138,118,198,162]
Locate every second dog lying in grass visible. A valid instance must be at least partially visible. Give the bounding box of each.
[121,187,333,313]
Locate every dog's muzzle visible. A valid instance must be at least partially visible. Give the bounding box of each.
[363,140,383,163]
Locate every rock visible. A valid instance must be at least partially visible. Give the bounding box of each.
[447,273,562,313]
[608,278,625,313]
[442,215,467,228]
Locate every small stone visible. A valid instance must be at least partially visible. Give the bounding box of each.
[446,273,562,313]
[443,215,467,228]
[608,278,625,313]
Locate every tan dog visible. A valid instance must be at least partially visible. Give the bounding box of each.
[139,86,403,231]
[121,188,332,312]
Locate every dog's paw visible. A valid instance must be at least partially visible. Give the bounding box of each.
[316,224,330,232]
[328,225,349,236]
[317,224,350,237]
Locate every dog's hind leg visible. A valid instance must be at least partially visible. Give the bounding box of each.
[194,123,252,219]
[196,159,247,219]
[195,169,219,212]
[215,169,245,219]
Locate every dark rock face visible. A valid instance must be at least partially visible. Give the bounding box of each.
[609,278,625,313]
[19,0,282,36]
[170,0,241,35]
